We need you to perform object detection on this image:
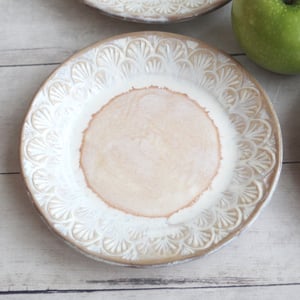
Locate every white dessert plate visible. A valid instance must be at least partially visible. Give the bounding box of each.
[20,32,282,266]
[82,0,231,23]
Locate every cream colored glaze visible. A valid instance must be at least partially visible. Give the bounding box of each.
[80,87,221,217]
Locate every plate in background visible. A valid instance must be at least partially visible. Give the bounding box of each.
[82,0,231,23]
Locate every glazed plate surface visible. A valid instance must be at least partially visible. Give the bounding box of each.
[20,32,282,266]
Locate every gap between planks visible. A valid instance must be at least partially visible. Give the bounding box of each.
[1,282,300,295]
[0,62,60,68]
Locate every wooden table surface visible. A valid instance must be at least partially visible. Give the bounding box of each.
[1,1,300,299]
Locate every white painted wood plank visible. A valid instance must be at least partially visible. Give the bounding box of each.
[0,0,240,66]
[1,164,299,291]
[2,285,300,300]
[0,59,299,173]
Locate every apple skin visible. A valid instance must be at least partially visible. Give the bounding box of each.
[232,0,300,74]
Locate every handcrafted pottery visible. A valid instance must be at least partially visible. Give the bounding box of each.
[20,32,282,266]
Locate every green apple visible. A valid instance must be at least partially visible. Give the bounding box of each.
[232,0,300,74]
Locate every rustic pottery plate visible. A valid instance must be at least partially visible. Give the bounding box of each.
[82,0,231,23]
[20,32,282,266]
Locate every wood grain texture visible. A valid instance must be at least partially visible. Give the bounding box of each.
[2,285,300,300]
[1,164,299,291]
[0,0,240,66]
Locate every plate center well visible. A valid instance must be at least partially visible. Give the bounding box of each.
[80,86,221,217]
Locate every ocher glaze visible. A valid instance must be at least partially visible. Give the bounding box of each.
[80,87,221,217]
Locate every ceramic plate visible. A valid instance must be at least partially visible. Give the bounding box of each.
[82,0,231,23]
[20,32,282,266]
